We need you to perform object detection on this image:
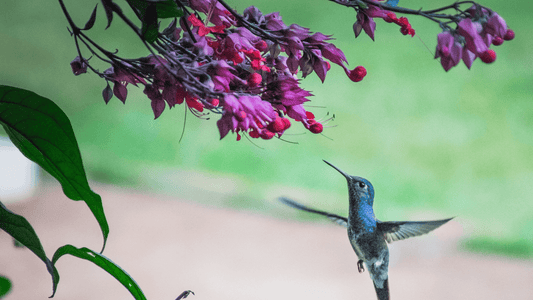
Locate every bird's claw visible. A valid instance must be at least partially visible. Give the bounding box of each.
[357,260,365,273]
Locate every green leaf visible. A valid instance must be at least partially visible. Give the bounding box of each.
[141,2,159,43]
[152,0,183,19]
[52,245,147,300]
[0,202,59,296]
[127,0,183,20]
[0,85,109,252]
[0,275,12,298]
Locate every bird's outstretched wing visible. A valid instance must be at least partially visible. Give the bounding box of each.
[377,218,453,243]
[278,197,348,228]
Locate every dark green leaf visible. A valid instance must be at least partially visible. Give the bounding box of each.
[153,0,183,19]
[83,4,98,30]
[141,2,159,43]
[0,202,59,296]
[0,275,12,298]
[127,0,183,20]
[52,245,147,300]
[0,85,109,252]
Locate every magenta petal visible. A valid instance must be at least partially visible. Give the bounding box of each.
[320,43,348,66]
[435,32,454,59]
[313,59,328,83]
[162,84,178,108]
[217,114,233,140]
[286,104,307,121]
[457,19,487,55]
[484,14,507,38]
[151,97,165,119]
[362,17,376,41]
[356,12,376,41]
[222,94,240,113]
[440,56,454,72]
[450,42,463,65]
[70,56,87,75]
[482,33,493,47]
[286,54,299,74]
[353,21,363,38]
[462,48,476,69]
[265,12,286,30]
[102,84,113,104]
[113,81,127,103]
[364,6,388,18]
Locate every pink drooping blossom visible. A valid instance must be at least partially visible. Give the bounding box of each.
[435,32,463,72]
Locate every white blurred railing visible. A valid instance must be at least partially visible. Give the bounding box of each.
[0,136,39,204]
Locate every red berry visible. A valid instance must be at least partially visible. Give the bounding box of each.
[249,129,260,138]
[348,66,367,82]
[503,29,515,41]
[247,73,262,87]
[267,117,286,133]
[384,12,397,23]
[479,50,496,63]
[260,130,275,140]
[309,122,323,134]
[255,40,268,52]
[281,118,291,130]
[492,36,504,46]
[398,17,409,27]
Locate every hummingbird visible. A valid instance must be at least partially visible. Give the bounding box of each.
[279,160,453,300]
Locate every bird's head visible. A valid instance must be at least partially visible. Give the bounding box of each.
[323,160,375,206]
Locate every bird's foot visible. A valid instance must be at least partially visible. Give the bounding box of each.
[357,260,365,273]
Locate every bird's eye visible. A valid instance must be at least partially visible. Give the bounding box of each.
[358,182,366,188]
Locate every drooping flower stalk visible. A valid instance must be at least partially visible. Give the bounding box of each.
[61,0,513,141]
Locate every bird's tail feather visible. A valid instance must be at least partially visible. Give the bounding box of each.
[373,278,390,300]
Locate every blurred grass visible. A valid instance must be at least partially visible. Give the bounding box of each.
[1,0,532,258]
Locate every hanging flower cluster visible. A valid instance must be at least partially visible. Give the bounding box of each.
[435,5,514,71]
[64,0,513,141]
[66,0,364,141]
[333,0,514,72]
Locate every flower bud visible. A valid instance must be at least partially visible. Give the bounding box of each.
[309,122,323,134]
[267,117,286,132]
[492,36,503,46]
[479,50,496,63]
[503,29,515,41]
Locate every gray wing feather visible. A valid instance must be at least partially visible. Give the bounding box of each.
[278,197,348,228]
[377,218,453,243]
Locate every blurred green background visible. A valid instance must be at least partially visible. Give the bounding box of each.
[1,0,532,258]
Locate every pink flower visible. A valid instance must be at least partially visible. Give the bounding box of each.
[216,94,277,139]
[354,12,377,41]
[435,32,463,71]
[462,48,476,69]
[483,13,507,39]
[70,56,87,75]
[457,19,487,55]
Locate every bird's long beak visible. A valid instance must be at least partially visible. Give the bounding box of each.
[323,160,350,179]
